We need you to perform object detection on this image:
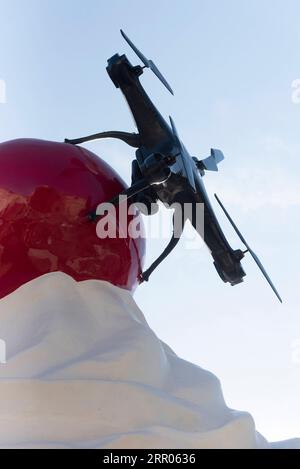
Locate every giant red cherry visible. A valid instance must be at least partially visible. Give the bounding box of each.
[0,139,145,299]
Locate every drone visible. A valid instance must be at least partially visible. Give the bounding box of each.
[65,30,282,303]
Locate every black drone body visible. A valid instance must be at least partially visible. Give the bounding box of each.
[65,30,282,303]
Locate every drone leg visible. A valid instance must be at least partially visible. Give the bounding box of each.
[65,131,140,148]
[140,210,184,282]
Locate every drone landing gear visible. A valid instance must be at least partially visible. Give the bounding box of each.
[140,207,185,283]
[101,178,184,283]
[140,230,181,282]
[65,130,141,148]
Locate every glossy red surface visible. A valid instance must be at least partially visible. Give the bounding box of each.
[0,139,145,298]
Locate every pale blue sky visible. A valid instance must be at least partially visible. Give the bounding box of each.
[0,0,299,441]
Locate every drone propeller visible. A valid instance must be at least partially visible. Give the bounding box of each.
[214,194,282,304]
[169,116,196,192]
[120,29,174,95]
[201,149,225,172]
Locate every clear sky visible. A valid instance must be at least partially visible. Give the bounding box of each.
[0,0,299,442]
